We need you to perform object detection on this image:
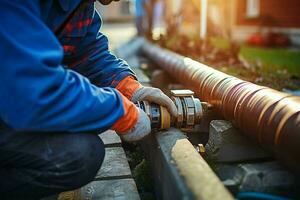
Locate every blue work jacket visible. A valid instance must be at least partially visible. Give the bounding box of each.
[0,0,136,133]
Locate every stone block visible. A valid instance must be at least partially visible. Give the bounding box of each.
[95,147,131,180]
[140,129,193,200]
[205,120,271,162]
[85,179,140,200]
[99,130,121,147]
[171,138,233,200]
[58,179,140,200]
[140,128,233,200]
[217,162,298,196]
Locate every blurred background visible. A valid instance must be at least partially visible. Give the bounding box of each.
[97,0,300,93]
[95,1,300,199]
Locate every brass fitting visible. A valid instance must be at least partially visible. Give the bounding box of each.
[136,90,208,132]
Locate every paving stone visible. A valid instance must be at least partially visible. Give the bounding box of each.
[99,130,121,146]
[56,144,137,200]
[79,179,140,200]
[58,179,140,200]
[95,147,131,179]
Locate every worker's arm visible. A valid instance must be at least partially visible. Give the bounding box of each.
[62,4,137,89]
[0,1,137,133]
[61,4,177,116]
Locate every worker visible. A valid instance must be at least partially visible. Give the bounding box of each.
[0,0,177,199]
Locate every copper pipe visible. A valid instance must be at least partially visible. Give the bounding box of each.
[141,42,300,167]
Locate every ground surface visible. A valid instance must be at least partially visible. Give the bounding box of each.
[100,22,156,200]
[157,34,300,91]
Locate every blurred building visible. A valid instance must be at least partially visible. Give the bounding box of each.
[234,0,300,45]
[165,0,300,46]
[96,0,134,22]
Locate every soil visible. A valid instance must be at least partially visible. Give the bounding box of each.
[153,34,300,91]
[122,142,156,200]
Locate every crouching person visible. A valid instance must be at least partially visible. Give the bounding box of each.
[0,0,177,199]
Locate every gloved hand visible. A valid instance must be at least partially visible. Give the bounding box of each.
[120,107,151,142]
[132,86,178,117]
[116,76,178,117]
[111,90,151,142]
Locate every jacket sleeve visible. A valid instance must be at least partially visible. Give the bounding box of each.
[0,1,126,132]
[62,5,137,88]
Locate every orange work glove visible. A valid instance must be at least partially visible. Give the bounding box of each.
[111,91,151,142]
[116,76,178,117]
[115,76,142,100]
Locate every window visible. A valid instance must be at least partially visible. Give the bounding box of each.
[246,0,260,18]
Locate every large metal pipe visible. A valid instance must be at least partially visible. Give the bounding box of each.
[141,41,300,167]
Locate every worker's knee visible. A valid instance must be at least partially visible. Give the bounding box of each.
[48,134,105,190]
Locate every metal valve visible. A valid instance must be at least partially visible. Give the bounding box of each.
[136,89,209,132]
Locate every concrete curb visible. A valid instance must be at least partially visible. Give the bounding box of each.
[141,129,233,200]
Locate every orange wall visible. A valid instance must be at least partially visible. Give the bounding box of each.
[236,0,300,28]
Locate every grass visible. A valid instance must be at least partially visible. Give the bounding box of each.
[219,65,300,90]
[210,37,300,74]
[208,37,300,90]
[157,35,300,90]
[240,46,300,74]
[210,37,231,50]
